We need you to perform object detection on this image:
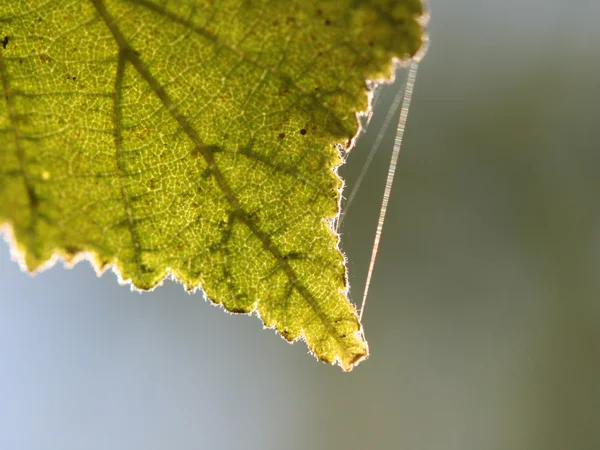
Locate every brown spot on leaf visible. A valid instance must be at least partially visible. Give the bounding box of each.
[228,306,249,314]
[63,246,82,263]
[281,329,294,342]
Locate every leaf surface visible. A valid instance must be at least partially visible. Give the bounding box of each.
[0,0,424,370]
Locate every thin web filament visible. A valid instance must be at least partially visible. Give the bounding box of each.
[338,69,409,227]
[359,60,420,321]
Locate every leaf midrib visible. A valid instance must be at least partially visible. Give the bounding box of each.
[90,0,355,361]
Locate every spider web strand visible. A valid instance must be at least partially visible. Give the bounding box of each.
[360,60,420,321]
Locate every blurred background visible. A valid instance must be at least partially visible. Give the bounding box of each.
[1,0,599,448]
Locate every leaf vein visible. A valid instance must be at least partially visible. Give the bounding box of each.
[113,50,144,275]
[91,0,354,359]
[0,51,39,247]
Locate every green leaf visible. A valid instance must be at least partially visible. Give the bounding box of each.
[0,0,424,370]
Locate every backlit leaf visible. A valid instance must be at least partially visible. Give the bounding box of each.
[0,0,424,370]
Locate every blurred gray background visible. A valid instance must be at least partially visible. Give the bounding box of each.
[1,0,599,449]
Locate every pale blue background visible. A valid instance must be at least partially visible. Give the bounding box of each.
[2,1,599,449]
